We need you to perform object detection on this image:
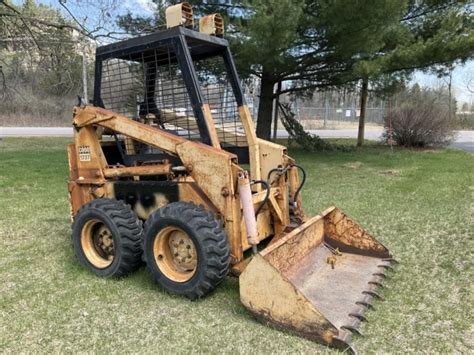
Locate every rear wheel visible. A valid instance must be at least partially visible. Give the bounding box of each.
[143,202,230,299]
[72,199,143,277]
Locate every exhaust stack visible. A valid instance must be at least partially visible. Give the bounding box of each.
[166,2,194,29]
[199,14,224,36]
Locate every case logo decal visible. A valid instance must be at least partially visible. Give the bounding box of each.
[79,145,91,161]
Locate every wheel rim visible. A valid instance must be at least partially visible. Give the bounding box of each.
[81,219,115,269]
[153,226,197,282]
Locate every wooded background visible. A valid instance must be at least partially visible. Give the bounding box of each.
[1,0,473,144]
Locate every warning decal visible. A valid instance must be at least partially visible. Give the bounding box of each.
[79,145,91,161]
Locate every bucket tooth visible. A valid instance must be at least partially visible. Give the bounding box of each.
[369,273,385,286]
[239,206,393,350]
[356,300,374,310]
[360,293,374,303]
[341,324,364,337]
[333,334,358,355]
[349,312,368,322]
[378,264,394,271]
[383,257,399,264]
[363,290,384,300]
[368,280,384,288]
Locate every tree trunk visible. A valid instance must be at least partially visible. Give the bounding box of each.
[256,70,275,140]
[357,77,369,147]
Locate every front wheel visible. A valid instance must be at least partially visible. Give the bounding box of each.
[143,202,230,299]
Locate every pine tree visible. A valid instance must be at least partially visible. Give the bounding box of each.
[117,0,474,142]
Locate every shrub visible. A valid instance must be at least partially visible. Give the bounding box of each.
[384,88,455,147]
[0,87,76,126]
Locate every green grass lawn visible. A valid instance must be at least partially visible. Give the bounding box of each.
[1,138,472,353]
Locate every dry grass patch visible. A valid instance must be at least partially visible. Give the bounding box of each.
[379,170,400,176]
[343,161,363,169]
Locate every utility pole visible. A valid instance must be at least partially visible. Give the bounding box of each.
[324,92,329,128]
[272,81,281,141]
[447,69,453,120]
[82,46,88,104]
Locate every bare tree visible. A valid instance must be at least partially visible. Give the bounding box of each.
[0,0,128,42]
[465,72,474,94]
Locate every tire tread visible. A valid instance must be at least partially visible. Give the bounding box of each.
[72,198,143,277]
[143,202,230,299]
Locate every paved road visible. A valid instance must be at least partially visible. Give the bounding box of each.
[0,127,73,137]
[1,127,473,152]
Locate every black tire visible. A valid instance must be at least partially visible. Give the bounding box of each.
[143,202,230,300]
[72,198,143,277]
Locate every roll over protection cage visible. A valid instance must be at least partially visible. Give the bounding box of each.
[93,26,245,148]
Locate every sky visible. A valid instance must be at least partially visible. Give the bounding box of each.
[413,61,474,106]
[35,0,157,21]
[17,0,474,106]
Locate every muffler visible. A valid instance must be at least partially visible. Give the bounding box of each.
[239,206,396,352]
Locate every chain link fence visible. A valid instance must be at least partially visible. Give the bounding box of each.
[292,105,386,129]
[243,82,387,130]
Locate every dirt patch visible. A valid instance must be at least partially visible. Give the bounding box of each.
[344,161,363,169]
[379,170,400,177]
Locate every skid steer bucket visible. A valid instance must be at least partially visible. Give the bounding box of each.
[240,206,395,351]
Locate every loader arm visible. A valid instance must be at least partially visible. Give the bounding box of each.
[73,105,239,214]
[74,106,190,155]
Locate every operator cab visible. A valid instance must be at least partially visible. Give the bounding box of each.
[93,19,250,167]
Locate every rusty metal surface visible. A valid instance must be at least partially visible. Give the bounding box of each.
[285,243,389,330]
[199,13,224,36]
[239,254,339,345]
[325,208,390,257]
[103,164,171,178]
[70,105,298,264]
[239,105,261,181]
[240,206,394,351]
[165,2,193,28]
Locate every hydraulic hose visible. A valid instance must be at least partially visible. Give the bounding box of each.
[251,180,270,217]
[267,166,290,184]
[267,168,280,182]
[292,164,306,205]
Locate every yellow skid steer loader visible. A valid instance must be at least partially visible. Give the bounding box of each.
[67,3,394,351]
